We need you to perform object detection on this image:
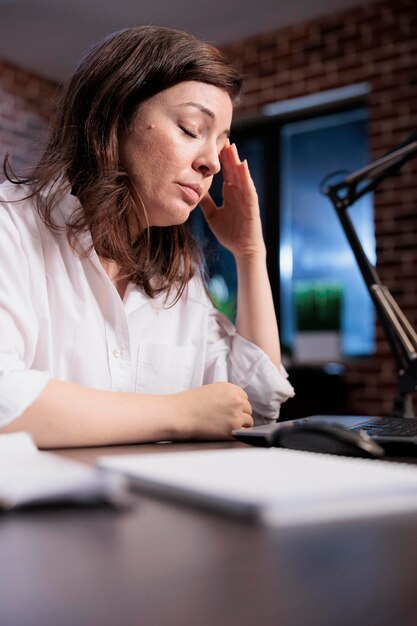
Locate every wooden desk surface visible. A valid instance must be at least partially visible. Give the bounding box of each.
[2,442,417,626]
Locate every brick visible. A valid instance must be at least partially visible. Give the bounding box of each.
[0,61,57,184]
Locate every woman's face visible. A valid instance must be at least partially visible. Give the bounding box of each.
[120,81,233,228]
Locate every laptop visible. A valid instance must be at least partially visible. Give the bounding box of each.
[233,415,417,451]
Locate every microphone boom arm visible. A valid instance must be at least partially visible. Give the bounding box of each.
[324,140,417,418]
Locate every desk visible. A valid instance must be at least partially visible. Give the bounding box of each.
[1,442,417,626]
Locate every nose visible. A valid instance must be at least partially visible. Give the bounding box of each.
[193,141,221,177]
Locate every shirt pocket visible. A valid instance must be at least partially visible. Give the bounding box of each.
[135,343,197,394]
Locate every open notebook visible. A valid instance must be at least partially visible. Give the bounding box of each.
[98,447,417,526]
[0,432,129,510]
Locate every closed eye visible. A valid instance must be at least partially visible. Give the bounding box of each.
[179,125,198,139]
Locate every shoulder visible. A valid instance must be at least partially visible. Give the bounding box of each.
[0,183,37,264]
[0,179,78,232]
[159,275,216,313]
[0,181,60,254]
[0,180,32,204]
[0,181,37,232]
[182,275,213,309]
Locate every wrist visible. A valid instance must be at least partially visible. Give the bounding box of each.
[144,393,189,441]
[167,390,198,440]
[234,244,267,266]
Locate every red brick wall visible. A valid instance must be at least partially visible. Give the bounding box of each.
[222,0,417,417]
[0,60,57,180]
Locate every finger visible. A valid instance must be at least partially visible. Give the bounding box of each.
[242,399,252,416]
[233,161,258,207]
[199,192,218,221]
[220,143,240,186]
[220,137,230,157]
[233,385,248,400]
[226,144,242,184]
[237,159,255,192]
[240,388,249,400]
[241,413,254,429]
[231,142,242,165]
[221,180,238,203]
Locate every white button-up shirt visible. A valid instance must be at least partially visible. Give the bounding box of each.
[0,181,294,427]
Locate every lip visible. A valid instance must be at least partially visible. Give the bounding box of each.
[176,182,203,205]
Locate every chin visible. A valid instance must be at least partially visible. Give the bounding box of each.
[162,204,194,226]
[148,197,197,227]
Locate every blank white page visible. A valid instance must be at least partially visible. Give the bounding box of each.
[98,447,417,526]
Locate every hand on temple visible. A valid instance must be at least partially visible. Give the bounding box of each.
[199,140,266,261]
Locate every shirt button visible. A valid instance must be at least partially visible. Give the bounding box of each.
[112,348,123,359]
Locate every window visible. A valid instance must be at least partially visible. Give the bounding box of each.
[280,107,376,357]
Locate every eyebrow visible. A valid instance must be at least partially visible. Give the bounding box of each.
[179,102,230,137]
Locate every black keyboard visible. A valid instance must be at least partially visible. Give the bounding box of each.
[355,418,417,437]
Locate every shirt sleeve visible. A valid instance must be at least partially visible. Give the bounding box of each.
[203,307,295,424]
[0,199,50,427]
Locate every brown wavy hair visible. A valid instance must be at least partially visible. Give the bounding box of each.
[4,26,242,300]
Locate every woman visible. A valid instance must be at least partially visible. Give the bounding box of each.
[0,26,294,447]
